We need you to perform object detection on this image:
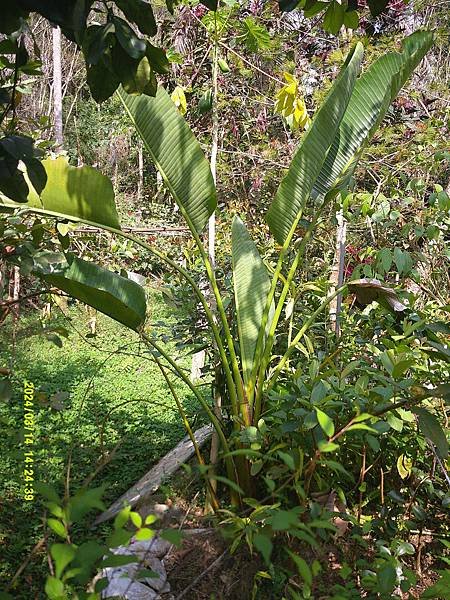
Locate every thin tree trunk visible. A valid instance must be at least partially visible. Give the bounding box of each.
[329,209,347,338]
[10,266,20,321]
[137,141,144,202]
[208,64,218,268]
[190,64,219,385]
[114,162,119,190]
[190,351,205,383]
[0,260,5,300]
[206,39,221,504]
[52,26,63,151]
[156,170,163,201]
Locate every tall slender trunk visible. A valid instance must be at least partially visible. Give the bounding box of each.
[0,260,5,300]
[9,266,20,321]
[208,49,219,268]
[137,141,144,202]
[205,36,221,507]
[329,209,347,338]
[52,26,63,151]
[190,45,219,384]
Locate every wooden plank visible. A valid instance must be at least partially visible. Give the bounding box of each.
[94,424,213,525]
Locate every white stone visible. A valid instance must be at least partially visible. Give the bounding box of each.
[127,537,172,559]
[102,572,158,599]
[141,557,168,592]
[101,539,171,598]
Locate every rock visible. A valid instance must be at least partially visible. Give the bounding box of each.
[102,568,159,599]
[136,537,171,559]
[110,537,171,560]
[153,503,170,517]
[101,536,171,598]
[143,557,169,592]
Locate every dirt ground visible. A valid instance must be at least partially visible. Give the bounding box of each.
[162,528,441,600]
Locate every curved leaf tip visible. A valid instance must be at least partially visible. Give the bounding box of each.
[39,254,146,331]
[118,86,216,236]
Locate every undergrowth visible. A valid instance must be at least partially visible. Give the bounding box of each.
[0,289,202,593]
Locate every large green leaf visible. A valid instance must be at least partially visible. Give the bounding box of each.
[38,254,146,331]
[0,156,120,229]
[118,86,216,236]
[114,0,157,37]
[232,216,273,386]
[414,407,448,459]
[311,31,433,201]
[266,42,363,245]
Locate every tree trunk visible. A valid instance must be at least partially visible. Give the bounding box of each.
[9,266,20,321]
[329,209,347,338]
[206,41,221,506]
[0,260,5,300]
[52,26,64,151]
[137,141,144,202]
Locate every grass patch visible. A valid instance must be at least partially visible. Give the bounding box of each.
[0,288,206,593]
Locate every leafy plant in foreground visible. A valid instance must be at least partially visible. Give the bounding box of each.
[2,26,449,598]
[1,30,440,501]
[2,480,170,600]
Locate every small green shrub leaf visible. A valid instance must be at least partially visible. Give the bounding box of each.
[47,519,67,539]
[254,533,273,564]
[100,553,138,568]
[421,569,450,599]
[286,550,313,586]
[130,511,143,528]
[145,514,158,525]
[67,486,106,524]
[50,544,76,579]
[270,510,300,531]
[278,451,296,471]
[107,528,133,548]
[44,576,65,600]
[114,506,131,530]
[396,542,415,557]
[317,440,339,453]
[415,408,449,458]
[377,562,397,594]
[160,529,183,547]
[315,408,335,437]
[134,527,154,541]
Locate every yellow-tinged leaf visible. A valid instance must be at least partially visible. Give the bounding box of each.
[145,514,157,525]
[171,86,187,115]
[274,72,310,131]
[283,72,296,85]
[135,527,155,541]
[397,454,413,479]
[255,571,272,580]
[130,511,142,528]
[0,156,120,229]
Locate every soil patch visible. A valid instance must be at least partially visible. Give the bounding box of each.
[165,531,262,600]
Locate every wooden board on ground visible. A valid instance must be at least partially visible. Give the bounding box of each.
[94,424,213,525]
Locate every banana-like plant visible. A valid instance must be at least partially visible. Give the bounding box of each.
[0,31,433,503]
